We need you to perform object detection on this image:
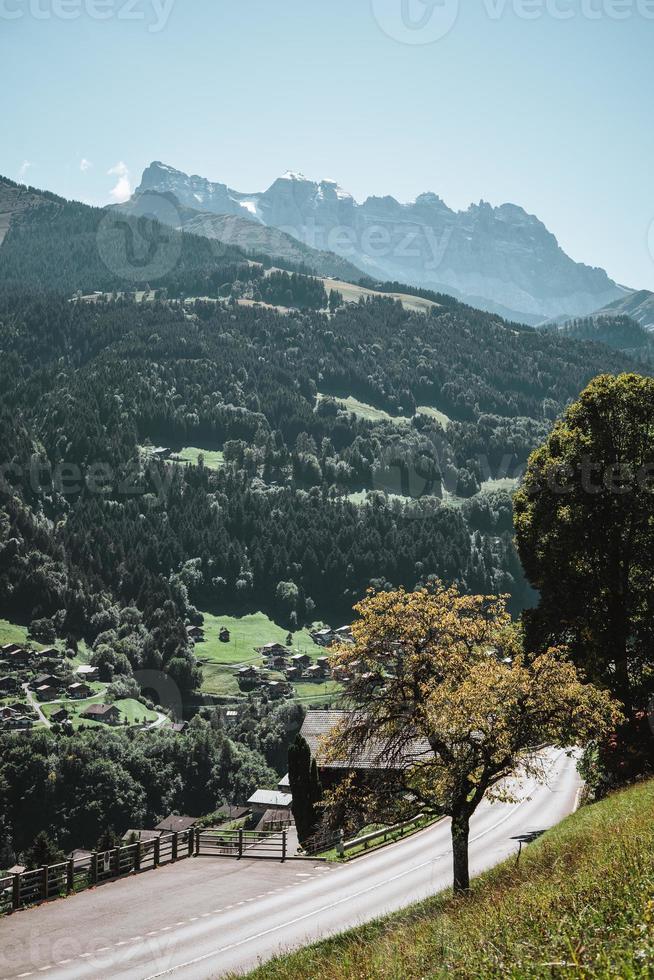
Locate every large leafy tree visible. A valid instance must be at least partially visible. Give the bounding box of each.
[514,373,654,715]
[325,585,619,893]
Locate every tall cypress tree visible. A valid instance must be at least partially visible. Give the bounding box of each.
[288,734,322,844]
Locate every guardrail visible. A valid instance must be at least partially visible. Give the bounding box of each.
[338,814,431,857]
[0,830,194,915]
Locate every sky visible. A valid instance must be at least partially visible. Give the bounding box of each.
[2,0,654,289]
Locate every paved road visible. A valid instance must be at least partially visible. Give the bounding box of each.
[21,683,50,728]
[0,748,581,980]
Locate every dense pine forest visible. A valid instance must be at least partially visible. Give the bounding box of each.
[0,181,646,664]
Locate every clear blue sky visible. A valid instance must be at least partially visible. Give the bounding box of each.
[2,0,653,288]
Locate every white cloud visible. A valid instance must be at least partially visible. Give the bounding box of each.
[18,160,32,181]
[80,158,92,172]
[107,161,131,203]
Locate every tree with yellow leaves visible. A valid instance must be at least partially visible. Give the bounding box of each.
[325,583,621,893]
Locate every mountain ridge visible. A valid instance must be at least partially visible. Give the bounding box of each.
[136,161,629,324]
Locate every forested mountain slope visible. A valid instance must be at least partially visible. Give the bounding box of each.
[0,181,647,694]
[113,190,366,282]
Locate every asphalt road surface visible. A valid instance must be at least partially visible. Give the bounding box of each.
[0,748,581,980]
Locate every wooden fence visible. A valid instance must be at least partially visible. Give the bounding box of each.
[0,829,194,915]
[196,828,288,862]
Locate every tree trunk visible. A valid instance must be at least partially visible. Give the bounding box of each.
[451,811,470,894]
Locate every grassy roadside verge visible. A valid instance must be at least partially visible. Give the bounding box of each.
[239,779,654,979]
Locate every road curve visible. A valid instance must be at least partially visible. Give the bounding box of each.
[0,748,581,980]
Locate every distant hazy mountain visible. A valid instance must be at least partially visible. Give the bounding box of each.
[136,161,629,324]
[113,190,365,281]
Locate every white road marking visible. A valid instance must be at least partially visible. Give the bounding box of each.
[143,754,567,980]
[143,858,435,979]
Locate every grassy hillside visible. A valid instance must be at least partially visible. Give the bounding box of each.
[242,779,654,979]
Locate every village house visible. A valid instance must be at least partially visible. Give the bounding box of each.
[1,643,22,656]
[39,647,61,660]
[4,646,31,666]
[219,628,231,643]
[186,625,205,642]
[259,807,293,832]
[3,716,33,731]
[33,673,60,689]
[265,680,291,699]
[284,666,303,681]
[50,707,69,724]
[8,702,30,715]
[291,653,312,669]
[80,703,121,725]
[298,710,431,790]
[305,664,326,681]
[257,642,288,658]
[149,447,172,461]
[75,664,100,682]
[170,721,189,734]
[246,789,293,819]
[36,684,57,702]
[0,676,19,693]
[67,849,94,868]
[311,628,335,648]
[237,666,262,690]
[68,682,92,699]
[334,626,354,643]
[155,814,199,834]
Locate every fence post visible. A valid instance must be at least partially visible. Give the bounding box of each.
[281,831,287,864]
[42,865,49,902]
[194,829,200,856]
[238,829,243,860]
[91,852,98,885]
[172,832,178,863]
[12,873,20,911]
[188,831,194,858]
[337,830,344,859]
[134,842,141,872]
[154,837,160,868]
[66,859,74,895]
